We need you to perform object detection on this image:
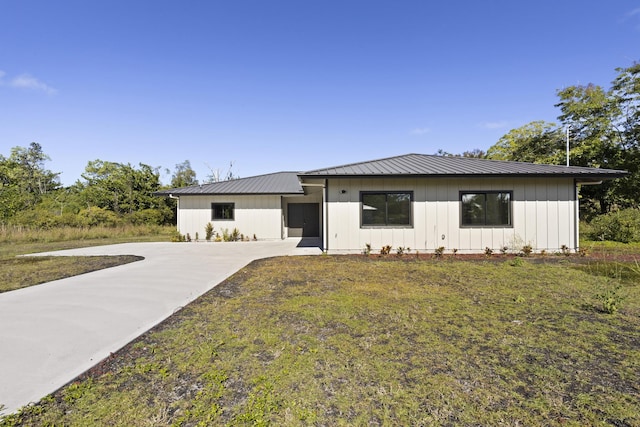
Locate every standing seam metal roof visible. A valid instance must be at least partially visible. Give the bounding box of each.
[156,154,627,196]
[299,153,627,179]
[154,171,304,195]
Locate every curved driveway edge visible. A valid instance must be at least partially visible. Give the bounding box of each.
[0,239,321,415]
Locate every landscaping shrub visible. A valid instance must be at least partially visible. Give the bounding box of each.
[587,208,640,243]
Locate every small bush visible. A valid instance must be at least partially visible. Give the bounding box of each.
[363,243,372,256]
[78,207,121,227]
[484,247,493,256]
[521,245,533,257]
[380,245,392,255]
[588,208,640,243]
[595,282,626,314]
[434,246,445,258]
[205,222,214,241]
[396,246,408,256]
[509,257,525,267]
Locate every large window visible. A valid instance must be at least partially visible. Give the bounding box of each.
[461,191,512,227]
[212,203,234,220]
[361,192,412,227]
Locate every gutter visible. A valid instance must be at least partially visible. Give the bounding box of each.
[576,180,603,186]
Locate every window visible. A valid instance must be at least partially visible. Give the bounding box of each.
[361,192,412,227]
[212,203,234,220]
[461,192,512,227]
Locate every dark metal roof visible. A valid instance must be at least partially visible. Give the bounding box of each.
[156,154,628,197]
[300,153,627,181]
[155,171,304,196]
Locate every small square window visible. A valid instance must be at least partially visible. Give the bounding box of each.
[212,203,234,220]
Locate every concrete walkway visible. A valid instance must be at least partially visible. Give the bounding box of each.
[0,239,321,415]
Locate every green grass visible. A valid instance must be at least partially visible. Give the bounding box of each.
[3,255,639,426]
[0,225,175,292]
[0,255,144,293]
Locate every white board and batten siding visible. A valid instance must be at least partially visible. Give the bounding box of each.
[177,195,284,240]
[325,177,577,253]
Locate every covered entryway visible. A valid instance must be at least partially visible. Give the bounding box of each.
[287,203,320,237]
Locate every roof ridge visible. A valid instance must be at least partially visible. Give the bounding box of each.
[304,153,418,173]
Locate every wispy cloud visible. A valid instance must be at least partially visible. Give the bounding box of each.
[410,127,431,135]
[627,7,640,17]
[623,8,640,29]
[0,71,57,95]
[481,121,508,130]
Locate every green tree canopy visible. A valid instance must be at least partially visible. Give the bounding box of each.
[171,160,198,188]
[0,142,60,221]
[487,62,640,216]
[486,121,564,164]
[78,160,164,214]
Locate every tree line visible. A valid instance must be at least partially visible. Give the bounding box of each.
[0,143,188,228]
[0,143,240,228]
[485,62,639,219]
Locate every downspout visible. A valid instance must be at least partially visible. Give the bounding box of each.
[168,194,180,232]
[280,195,285,240]
[573,182,579,252]
[323,179,328,252]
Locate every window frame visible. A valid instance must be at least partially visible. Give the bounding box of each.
[211,202,235,221]
[460,191,513,228]
[360,191,413,228]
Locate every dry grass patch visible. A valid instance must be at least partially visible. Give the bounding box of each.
[2,256,639,426]
[0,225,173,292]
[0,255,144,293]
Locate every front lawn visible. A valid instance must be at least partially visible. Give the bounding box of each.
[0,255,144,293]
[2,255,639,426]
[0,225,174,292]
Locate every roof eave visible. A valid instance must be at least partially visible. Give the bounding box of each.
[299,172,627,180]
[153,191,304,197]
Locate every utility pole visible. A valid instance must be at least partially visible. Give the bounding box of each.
[566,126,570,166]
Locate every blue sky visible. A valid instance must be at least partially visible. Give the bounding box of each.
[1,1,639,186]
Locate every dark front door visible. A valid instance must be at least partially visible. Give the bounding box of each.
[288,203,320,237]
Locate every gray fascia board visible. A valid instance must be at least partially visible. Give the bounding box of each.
[297,172,627,181]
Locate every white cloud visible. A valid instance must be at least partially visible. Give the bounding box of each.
[2,72,57,95]
[627,7,640,17]
[11,74,57,94]
[481,121,508,130]
[410,127,431,135]
[623,8,640,29]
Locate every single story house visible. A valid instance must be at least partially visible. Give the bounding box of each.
[155,153,626,253]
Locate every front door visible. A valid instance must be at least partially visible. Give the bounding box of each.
[288,203,320,237]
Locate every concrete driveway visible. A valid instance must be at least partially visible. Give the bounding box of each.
[0,239,321,415]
